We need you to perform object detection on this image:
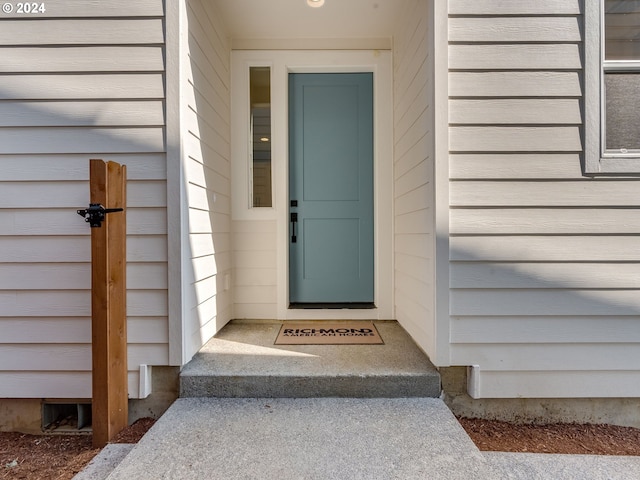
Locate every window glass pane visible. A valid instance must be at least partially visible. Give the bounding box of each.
[605,0,640,60]
[605,73,640,150]
[250,67,272,207]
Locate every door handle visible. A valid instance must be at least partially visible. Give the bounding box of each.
[290,212,298,243]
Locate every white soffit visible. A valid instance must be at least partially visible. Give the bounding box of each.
[214,0,405,49]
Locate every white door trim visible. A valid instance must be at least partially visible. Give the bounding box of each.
[231,50,394,320]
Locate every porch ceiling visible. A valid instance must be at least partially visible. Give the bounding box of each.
[214,0,405,40]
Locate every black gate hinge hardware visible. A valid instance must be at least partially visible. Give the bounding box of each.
[77,203,124,228]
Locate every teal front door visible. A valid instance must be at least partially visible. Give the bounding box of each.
[289,73,374,305]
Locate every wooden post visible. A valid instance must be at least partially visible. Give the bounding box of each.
[90,159,128,448]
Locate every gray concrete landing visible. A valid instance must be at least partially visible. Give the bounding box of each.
[105,397,497,480]
[180,320,441,398]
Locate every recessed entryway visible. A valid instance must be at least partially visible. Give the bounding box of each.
[231,50,394,320]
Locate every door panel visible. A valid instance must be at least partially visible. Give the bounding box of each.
[289,73,374,304]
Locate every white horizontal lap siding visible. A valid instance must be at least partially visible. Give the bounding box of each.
[447,0,640,398]
[0,235,166,263]
[448,1,582,16]
[0,19,164,45]
[0,180,166,208]
[0,0,167,399]
[1,47,164,73]
[0,75,165,100]
[0,1,164,18]
[232,221,278,320]
[182,0,233,361]
[393,0,435,355]
[0,372,145,400]
[0,101,164,127]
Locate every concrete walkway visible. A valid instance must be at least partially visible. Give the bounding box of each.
[487,452,640,480]
[84,397,640,480]
[104,397,496,479]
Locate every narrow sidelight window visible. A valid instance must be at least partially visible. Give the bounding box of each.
[250,67,272,207]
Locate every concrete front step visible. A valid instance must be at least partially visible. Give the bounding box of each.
[179,320,441,398]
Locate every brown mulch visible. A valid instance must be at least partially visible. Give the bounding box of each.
[3,417,640,479]
[0,418,155,480]
[110,417,156,444]
[458,418,640,456]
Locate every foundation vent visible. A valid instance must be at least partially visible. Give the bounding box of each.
[42,402,92,432]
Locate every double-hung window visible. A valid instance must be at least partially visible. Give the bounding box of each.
[586,0,640,174]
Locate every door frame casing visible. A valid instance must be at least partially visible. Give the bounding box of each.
[231,50,393,320]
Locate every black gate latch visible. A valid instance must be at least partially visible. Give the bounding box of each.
[77,203,124,228]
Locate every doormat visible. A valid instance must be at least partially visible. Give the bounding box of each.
[274,321,384,345]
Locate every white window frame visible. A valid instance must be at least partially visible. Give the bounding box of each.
[585,0,640,175]
[231,59,277,220]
